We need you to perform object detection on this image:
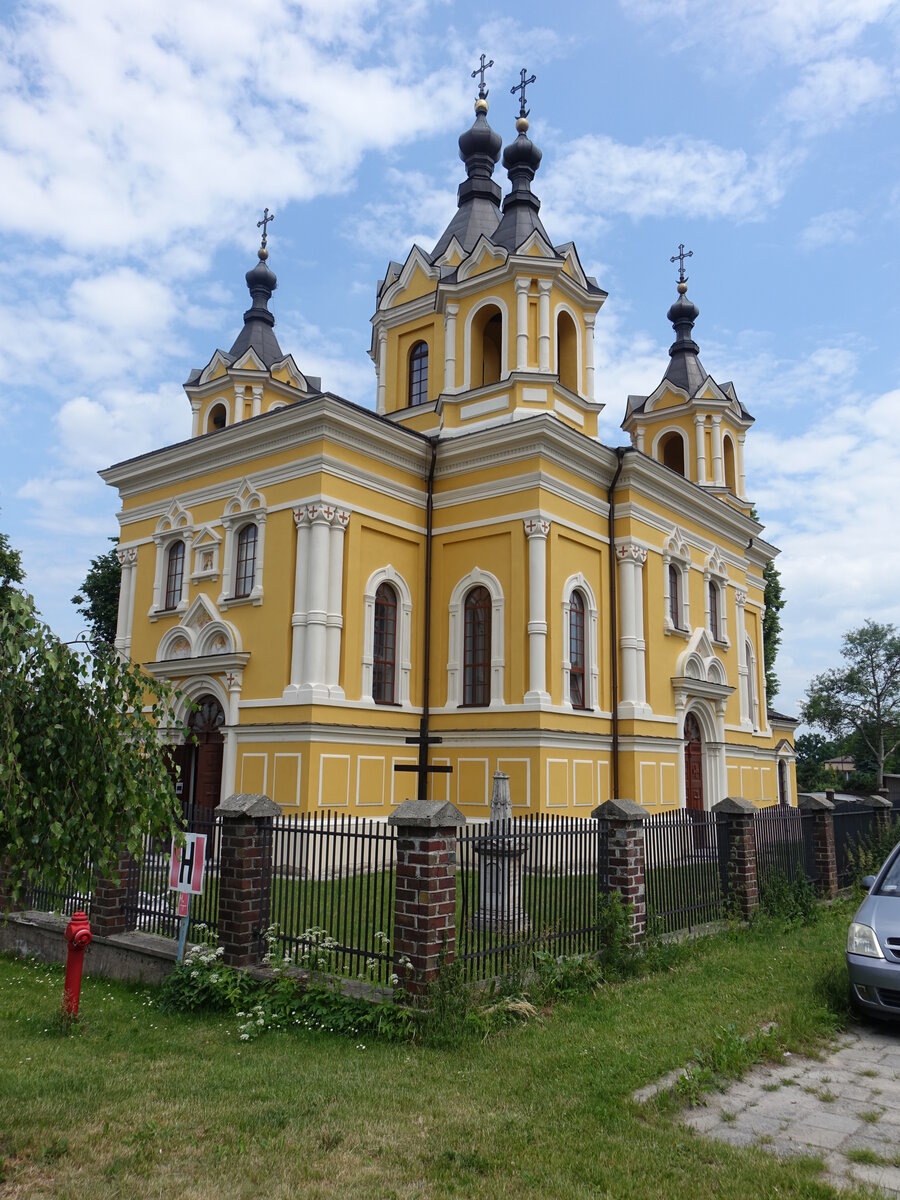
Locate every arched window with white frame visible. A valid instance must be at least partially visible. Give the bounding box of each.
[361,566,412,707]
[219,480,266,607]
[704,548,729,646]
[234,524,258,598]
[446,568,504,708]
[150,499,193,618]
[662,527,691,635]
[164,541,185,611]
[562,574,599,711]
[408,340,429,406]
[744,637,759,731]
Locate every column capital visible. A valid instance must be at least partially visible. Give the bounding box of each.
[693,412,705,426]
[584,311,596,330]
[445,301,459,316]
[537,278,553,294]
[711,413,722,427]
[617,541,647,565]
[735,589,747,608]
[523,517,550,540]
[515,276,532,294]
[116,547,137,567]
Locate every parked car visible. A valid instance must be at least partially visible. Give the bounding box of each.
[847,841,900,1019]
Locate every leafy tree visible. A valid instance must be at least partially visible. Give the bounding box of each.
[0,524,24,611]
[762,557,785,704]
[801,620,900,790]
[794,731,840,792]
[72,538,121,647]
[0,590,183,908]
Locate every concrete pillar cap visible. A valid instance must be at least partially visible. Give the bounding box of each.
[712,796,758,816]
[388,799,466,829]
[216,793,281,819]
[797,793,835,812]
[591,798,645,821]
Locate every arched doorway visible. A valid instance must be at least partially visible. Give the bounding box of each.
[684,711,704,812]
[189,694,226,825]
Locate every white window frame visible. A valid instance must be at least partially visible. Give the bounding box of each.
[149,500,193,620]
[562,573,599,711]
[662,527,691,636]
[218,480,266,608]
[361,566,412,708]
[704,548,729,647]
[744,636,760,732]
[446,567,504,708]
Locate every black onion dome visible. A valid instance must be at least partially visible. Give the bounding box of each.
[229,247,284,366]
[491,117,550,253]
[663,284,707,394]
[501,127,543,177]
[431,100,503,258]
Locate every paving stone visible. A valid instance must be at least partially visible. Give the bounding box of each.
[782,1123,851,1150]
[797,1109,863,1135]
[848,1162,900,1197]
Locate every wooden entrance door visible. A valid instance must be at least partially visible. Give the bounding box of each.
[684,712,704,812]
[188,695,226,825]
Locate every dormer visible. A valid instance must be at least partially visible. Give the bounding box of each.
[622,263,754,509]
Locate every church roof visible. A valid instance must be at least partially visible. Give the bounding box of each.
[431,98,502,260]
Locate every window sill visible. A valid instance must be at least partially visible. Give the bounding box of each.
[219,592,263,609]
[664,623,691,639]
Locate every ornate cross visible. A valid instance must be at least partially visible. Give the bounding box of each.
[257,207,275,249]
[510,67,536,118]
[394,717,452,802]
[670,242,693,284]
[471,53,494,99]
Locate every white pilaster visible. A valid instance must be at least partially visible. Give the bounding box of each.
[299,505,332,703]
[515,279,530,372]
[376,328,387,415]
[114,547,137,659]
[537,279,551,372]
[616,541,651,719]
[443,303,459,394]
[523,518,551,707]
[635,428,645,452]
[285,508,311,699]
[190,399,202,438]
[694,414,707,483]
[222,669,242,801]
[251,385,263,418]
[233,384,245,422]
[735,590,750,729]
[325,507,350,700]
[711,415,724,485]
[737,432,747,498]
[584,312,596,400]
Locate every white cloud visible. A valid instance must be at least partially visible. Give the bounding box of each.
[702,336,860,410]
[799,208,861,250]
[53,383,189,471]
[347,167,458,260]
[782,56,895,131]
[277,312,375,407]
[619,0,900,68]
[542,135,794,231]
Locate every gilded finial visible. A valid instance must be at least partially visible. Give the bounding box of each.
[670,242,693,290]
[257,207,275,259]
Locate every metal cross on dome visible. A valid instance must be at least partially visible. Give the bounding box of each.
[670,242,693,284]
[471,53,494,99]
[510,67,536,118]
[257,207,275,249]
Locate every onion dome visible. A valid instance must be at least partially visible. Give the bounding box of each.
[664,279,708,394]
[228,234,284,367]
[431,97,503,259]
[491,111,551,253]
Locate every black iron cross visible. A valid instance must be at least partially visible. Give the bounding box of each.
[394,717,453,802]
[471,53,494,99]
[510,67,536,118]
[670,242,693,283]
[257,207,275,249]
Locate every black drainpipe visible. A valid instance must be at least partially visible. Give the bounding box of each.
[415,437,439,801]
[608,447,628,800]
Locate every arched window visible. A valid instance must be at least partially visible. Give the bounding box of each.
[708,580,720,642]
[569,590,586,708]
[234,525,258,598]
[463,586,491,706]
[207,403,227,433]
[471,304,503,387]
[668,564,681,630]
[745,638,758,730]
[373,583,397,704]
[723,433,737,493]
[164,541,185,610]
[408,340,429,406]
[659,430,686,476]
[557,310,578,393]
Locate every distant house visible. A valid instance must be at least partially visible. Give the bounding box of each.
[824,757,855,781]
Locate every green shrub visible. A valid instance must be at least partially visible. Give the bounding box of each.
[755,868,818,928]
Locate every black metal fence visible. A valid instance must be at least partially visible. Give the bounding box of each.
[267,813,397,984]
[455,814,610,981]
[753,806,814,894]
[23,866,93,918]
[833,807,879,888]
[644,809,727,934]
[124,812,222,941]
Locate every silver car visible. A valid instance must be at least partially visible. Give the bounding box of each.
[847,840,900,1019]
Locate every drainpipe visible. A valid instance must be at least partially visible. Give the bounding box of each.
[608,447,629,800]
[415,438,439,800]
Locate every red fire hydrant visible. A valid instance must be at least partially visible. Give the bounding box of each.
[63,911,92,1018]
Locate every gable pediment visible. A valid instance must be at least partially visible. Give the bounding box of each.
[156,498,192,534]
[675,627,729,688]
[434,236,465,268]
[197,350,234,387]
[381,246,438,310]
[457,234,507,282]
[515,229,557,260]
[231,348,267,373]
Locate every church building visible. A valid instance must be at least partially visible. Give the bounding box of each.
[100,69,797,819]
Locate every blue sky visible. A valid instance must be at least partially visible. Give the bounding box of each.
[1,0,899,719]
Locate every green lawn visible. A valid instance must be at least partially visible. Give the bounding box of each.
[0,901,875,1200]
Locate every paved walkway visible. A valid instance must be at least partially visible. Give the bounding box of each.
[679,1024,900,1195]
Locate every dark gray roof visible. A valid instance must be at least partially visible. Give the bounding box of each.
[431,103,502,260]
[229,316,283,367]
[768,707,799,725]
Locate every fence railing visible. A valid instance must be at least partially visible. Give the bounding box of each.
[833,807,879,888]
[267,813,397,985]
[643,809,727,934]
[753,806,814,894]
[124,813,222,941]
[24,866,93,918]
[455,814,610,981]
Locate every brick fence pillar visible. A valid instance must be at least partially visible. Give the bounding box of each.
[91,849,133,937]
[591,799,647,944]
[869,794,894,837]
[798,793,838,899]
[712,797,759,919]
[387,800,465,1000]
[215,793,280,969]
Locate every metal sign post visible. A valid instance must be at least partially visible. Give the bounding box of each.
[168,833,207,963]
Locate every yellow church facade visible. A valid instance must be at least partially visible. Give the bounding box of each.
[101,86,796,820]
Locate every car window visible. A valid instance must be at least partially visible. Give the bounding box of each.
[877,848,900,895]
